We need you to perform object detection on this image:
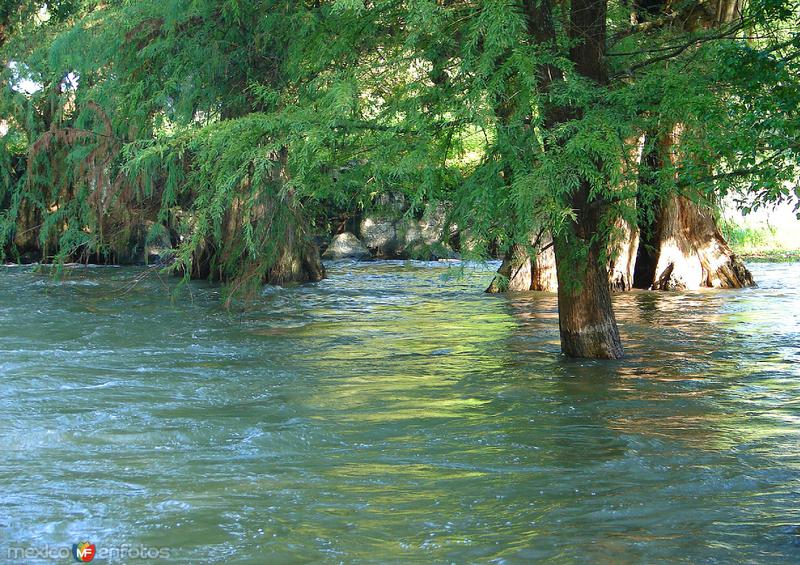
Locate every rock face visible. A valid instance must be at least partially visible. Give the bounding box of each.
[417,203,449,245]
[358,203,454,259]
[359,217,400,256]
[322,232,371,260]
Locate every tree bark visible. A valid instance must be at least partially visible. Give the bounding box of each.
[649,196,753,290]
[636,0,753,289]
[487,124,753,295]
[554,212,625,359]
[608,218,640,291]
[486,237,557,293]
[555,0,624,358]
[490,134,644,295]
[521,0,624,358]
[189,147,325,292]
[648,127,753,290]
[488,224,637,294]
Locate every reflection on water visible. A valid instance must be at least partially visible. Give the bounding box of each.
[1,261,799,562]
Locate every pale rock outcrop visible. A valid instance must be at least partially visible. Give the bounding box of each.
[323,232,371,260]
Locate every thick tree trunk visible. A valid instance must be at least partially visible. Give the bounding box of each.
[632,0,752,289]
[189,148,325,291]
[265,233,325,285]
[486,244,533,293]
[648,128,753,290]
[487,134,643,295]
[555,225,624,359]
[488,224,637,294]
[608,218,640,291]
[608,135,646,291]
[555,0,624,358]
[190,205,325,285]
[650,195,753,289]
[10,196,42,261]
[520,0,624,358]
[531,239,558,291]
[488,125,752,294]
[486,237,557,293]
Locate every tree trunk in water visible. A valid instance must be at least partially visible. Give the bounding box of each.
[608,134,646,291]
[648,128,753,290]
[485,244,533,293]
[488,225,637,294]
[190,201,325,286]
[10,198,42,261]
[608,219,640,292]
[553,0,624,358]
[487,126,752,294]
[265,232,325,285]
[521,0,624,358]
[650,195,753,289]
[554,227,624,359]
[491,196,753,295]
[486,237,557,293]
[487,131,644,295]
[531,236,558,291]
[634,0,752,289]
[189,147,325,292]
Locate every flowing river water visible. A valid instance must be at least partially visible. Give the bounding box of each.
[1,261,799,563]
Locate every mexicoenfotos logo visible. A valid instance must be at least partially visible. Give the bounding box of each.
[6,542,170,561]
[72,541,96,562]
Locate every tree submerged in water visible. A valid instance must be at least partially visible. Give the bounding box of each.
[1,0,798,357]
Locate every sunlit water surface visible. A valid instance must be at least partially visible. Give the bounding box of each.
[1,261,799,563]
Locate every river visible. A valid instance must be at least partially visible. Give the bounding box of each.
[1,261,798,563]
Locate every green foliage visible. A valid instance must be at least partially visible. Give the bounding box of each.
[0,0,798,298]
[720,219,776,248]
[719,217,800,261]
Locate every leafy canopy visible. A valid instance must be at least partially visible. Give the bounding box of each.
[0,0,798,290]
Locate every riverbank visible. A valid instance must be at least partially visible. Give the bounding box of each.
[739,249,800,262]
[722,220,800,263]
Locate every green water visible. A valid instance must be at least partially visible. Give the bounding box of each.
[1,261,799,563]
